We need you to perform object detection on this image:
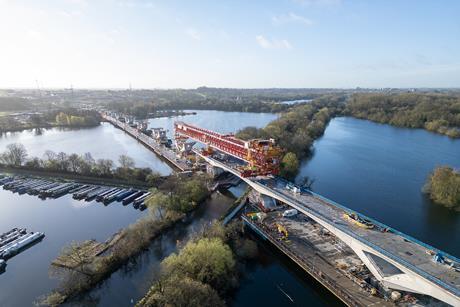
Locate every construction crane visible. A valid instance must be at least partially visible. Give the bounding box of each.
[174,121,283,177]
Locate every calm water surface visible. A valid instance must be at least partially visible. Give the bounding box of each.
[0,123,173,175]
[296,117,460,256]
[147,109,278,137]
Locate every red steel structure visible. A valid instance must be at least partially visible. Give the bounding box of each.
[174,121,283,177]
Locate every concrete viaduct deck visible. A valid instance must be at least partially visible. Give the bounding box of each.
[199,152,460,306]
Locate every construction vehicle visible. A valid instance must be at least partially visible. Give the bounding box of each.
[282,209,298,217]
[286,183,301,194]
[276,223,288,239]
[343,213,374,229]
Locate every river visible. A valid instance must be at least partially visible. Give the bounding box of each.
[0,113,459,306]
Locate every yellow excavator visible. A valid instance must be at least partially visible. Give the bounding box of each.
[343,213,374,229]
[276,223,288,239]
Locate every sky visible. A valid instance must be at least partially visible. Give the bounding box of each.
[0,0,459,89]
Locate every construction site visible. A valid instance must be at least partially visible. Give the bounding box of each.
[99,111,460,306]
[242,204,436,306]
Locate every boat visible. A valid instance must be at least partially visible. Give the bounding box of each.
[343,213,374,229]
[0,231,45,259]
[96,188,119,202]
[103,189,126,204]
[133,192,151,209]
[116,189,137,202]
[122,191,144,206]
[85,187,109,201]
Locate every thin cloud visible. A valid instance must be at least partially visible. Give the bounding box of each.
[186,28,201,41]
[272,12,313,26]
[256,35,292,50]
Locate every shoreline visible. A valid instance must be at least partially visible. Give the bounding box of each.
[0,123,100,134]
[0,167,162,189]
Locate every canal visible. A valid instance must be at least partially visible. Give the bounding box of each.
[0,112,459,306]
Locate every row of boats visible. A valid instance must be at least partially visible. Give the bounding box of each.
[0,175,152,210]
[73,185,151,209]
[0,228,45,272]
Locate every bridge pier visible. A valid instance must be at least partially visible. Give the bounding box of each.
[206,164,224,177]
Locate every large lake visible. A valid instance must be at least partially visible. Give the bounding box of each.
[0,112,459,306]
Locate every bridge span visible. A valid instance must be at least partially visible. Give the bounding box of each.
[198,152,460,306]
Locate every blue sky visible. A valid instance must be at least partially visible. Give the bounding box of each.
[0,0,459,88]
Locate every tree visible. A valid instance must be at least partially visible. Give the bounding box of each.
[24,157,43,169]
[425,166,460,208]
[56,152,69,171]
[146,190,170,219]
[140,276,225,307]
[68,153,82,173]
[1,143,28,166]
[280,152,299,180]
[162,238,236,292]
[95,159,114,177]
[118,154,135,169]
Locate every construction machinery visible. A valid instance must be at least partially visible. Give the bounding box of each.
[343,213,374,229]
[276,223,288,239]
[174,121,283,177]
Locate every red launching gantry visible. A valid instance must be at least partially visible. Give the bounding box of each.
[174,121,283,177]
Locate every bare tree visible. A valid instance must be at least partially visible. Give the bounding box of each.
[56,152,69,171]
[1,143,28,166]
[67,153,81,173]
[118,154,135,169]
[95,159,114,177]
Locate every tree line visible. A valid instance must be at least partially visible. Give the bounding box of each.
[236,95,346,179]
[105,87,334,117]
[0,143,160,184]
[0,108,100,133]
[345,93,460,138]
